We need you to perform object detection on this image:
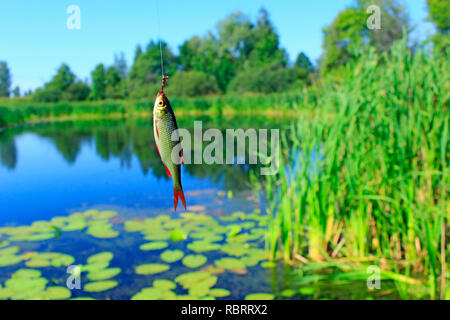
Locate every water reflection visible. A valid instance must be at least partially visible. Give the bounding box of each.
[1,116,287,189]
[0,133,17,170]
[0,116,289,224]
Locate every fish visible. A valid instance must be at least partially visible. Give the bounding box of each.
[153,77,186,211]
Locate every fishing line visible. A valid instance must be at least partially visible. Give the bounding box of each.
[155,0,164,79]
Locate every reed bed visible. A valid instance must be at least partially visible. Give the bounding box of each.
[262,38,449,299]
[0,90,313,129]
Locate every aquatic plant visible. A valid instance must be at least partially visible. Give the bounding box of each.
[261,37,449,299]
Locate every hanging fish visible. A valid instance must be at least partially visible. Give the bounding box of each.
[153,76,186,210]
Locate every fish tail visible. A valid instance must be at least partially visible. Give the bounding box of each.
[173,187,186,211]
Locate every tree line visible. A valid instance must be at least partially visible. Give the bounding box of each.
[0,1,447,102]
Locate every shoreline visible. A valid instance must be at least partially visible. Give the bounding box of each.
[0,108,306,131]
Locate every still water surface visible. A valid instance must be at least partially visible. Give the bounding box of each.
[0,116,393,300]
[0,116,297,300]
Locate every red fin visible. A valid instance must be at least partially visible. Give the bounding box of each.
[155,143,161,157]
[173,189,187,211]
[181,150,184,166]
[164,165,172,177]
[154,119,159,138]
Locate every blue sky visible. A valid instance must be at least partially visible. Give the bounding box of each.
[0,0,432,92]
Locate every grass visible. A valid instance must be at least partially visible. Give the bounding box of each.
[260,38,449,299]
[0,91,310,129]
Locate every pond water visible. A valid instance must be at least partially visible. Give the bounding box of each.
[0,116,396,300]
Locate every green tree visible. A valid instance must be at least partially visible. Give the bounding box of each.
[50,64,76,92]
[295,52,313,70]
[114,52,128,78]
[247,8,287,67]
[426,0,449,51]
[105,66,125,99]
[178,34,234,92]
[321,7,368,72]
[178,8,287,93]
[426,0,449,33]
[90,64,106,100]
[0,61,12,97]
[294,52,314,82]
[167,71,219,97]
[61,81,90,101]
[33,64,88,102]
[128,40,176,98]
[12,86,20,98]
[358,0,411,52]
[178,36,203,71]
[228,63,296,94]
[321,0,411,72]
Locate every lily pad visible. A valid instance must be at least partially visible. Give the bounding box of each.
[9,232,55,242]
[240,222,256,229]
[244,293,275,300]
[135,263,170,275]
[87,268,121,281]
[25,258,51,268]
[188,284,210,297]
[95,210,118,219]
[153,279,176,290]
[187,241,220,253]
[50,254,75,267]
[25,252,75,268]
[215,257,246,270]
[84,280,118,292]
[82,261,110,273]
[41,286,71,300]
[182,254,207,268]
[0,254,24,267]
[209,288,231,297]
[12,268,42,279]
[0,286,12,299]
[220,243,249,257]
[87,252,114,264]
[5,277,48,295]
[131,287,163,300]
[86,224,118,239]
[0,241,10,248]
[240,256,261,267]
[0,246,20,255]
[175,271,217,290]
[160,250,184,263]
[160,290,177,300]
[170,229,187,242]
[124,220,146,232]
[227,225,242,237]
[139,241,168,251]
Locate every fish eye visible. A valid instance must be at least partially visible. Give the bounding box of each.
[159,101,163,106]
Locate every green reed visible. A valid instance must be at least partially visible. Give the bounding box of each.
[262,37,449,299]
[0,90,310,129]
